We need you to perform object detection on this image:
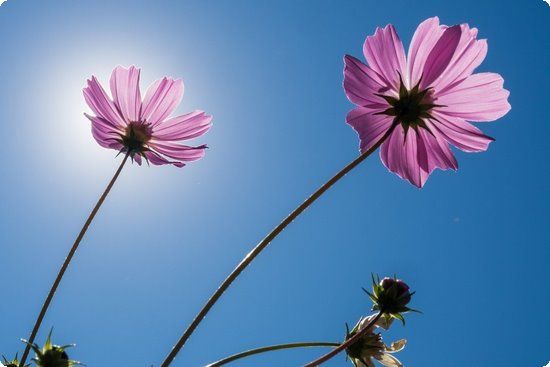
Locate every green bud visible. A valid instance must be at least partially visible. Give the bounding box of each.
[363,274,418,324]
[1,353,30,367]
[22,329,81,367]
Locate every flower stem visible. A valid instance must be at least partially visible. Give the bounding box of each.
[19,153,130,366]
[160,126,395,367]
[205,342,340,367]
[302,311,383,367]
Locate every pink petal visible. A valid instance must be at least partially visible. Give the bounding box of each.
[380,125,430,188]
[133,154,143,166]
[343,55,390,108]
[149,140,207,162]
[141,77,184,126]
[408,17,447,87]
[109,65,142,122]
[143,150,185,168]
[432,24,487,93]
[435,72,511,122]
[429,112,494,152]
[417,127,458,171]
[362,24,407,90]
[346,107,394,153]
[152,110,212,141]
[85,114,123,150]
[420,25,462,89]
[83,76,126,128]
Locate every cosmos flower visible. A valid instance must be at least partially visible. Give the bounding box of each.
[346,315,406,367]
[83,66,212,167]
[343,17,511,187]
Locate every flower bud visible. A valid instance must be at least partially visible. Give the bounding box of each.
[364,274,417,324]
[23,330,81,367]
[1,354,29,367]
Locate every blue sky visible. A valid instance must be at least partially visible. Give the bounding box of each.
[0,0,548,366]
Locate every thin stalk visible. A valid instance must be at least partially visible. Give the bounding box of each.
[160,126,395,367]
[302,311,383,367]
[205,342,340,367]
[20,154,130,366]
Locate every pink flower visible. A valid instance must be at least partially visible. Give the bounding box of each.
[83,66,212,167]
[343,17,511,187]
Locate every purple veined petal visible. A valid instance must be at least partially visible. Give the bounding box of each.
[109,65,142,122]
[133,154,142,166]
[363,24,407,90]
[151,110,212,141]
[380,125,430,188]
[429,112,494,152]
[143,150,185,168]
[343,55,392,108]
[432,24,487,93]
[141,77,184,126]
[435,72,511,122]
[83,76,127,128]
[407,17,447,88]
[417,127,458,171]
[86,114,123,150]
[149,140,207,161]
[346,107,394,153]
[420,24,462,90]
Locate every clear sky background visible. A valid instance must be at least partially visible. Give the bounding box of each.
[0,1,548,366]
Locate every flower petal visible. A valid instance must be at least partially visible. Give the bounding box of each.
[143,150,185,168]
[347,108,394,153]
[141,77,184,125]
[152,110,212,141]
[109,65,142,122]
[380,126,430,188]
[429,112,494,152]
[363,24,407,90]
[375,353,403,367]
[83,76,126,128]
[408,17,447,87]
[432,24,487,93]
[149,141,207,162]
[384,339,407,353]
[85,114,123,150]
[436,72,511,122]
[343,55,390,108]
[417,127,458,171]
[420,24,462,89]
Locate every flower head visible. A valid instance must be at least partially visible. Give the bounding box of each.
[346,315,406,367]
[343,17,510,187]
[364,275,416,324]
[23,330,81,367]
[83,66,212,167]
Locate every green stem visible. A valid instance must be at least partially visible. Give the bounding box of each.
[159,126,396,367]
[205,342,340,367]
[19,154,130,366]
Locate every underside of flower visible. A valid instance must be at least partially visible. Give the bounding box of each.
[377,78,439,134]
[119,121,153,156]
[345,316,406,367]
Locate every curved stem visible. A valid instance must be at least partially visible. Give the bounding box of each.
[302,311,383,367]
[19,154,130,366]
[205,342,340,367]
[160,127,395,367]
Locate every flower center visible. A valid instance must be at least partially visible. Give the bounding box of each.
[121,122,152,153]
[377,78,439,131]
